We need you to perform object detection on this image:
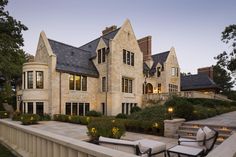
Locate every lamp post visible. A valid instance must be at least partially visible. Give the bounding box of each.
[168,107,174,120]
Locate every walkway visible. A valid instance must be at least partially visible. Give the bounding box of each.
[186,111,236,128]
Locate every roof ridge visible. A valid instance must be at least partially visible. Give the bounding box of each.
[79,27,120,48]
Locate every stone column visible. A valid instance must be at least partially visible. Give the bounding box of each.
[164,118,185,138]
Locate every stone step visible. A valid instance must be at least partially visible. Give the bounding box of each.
[179,126,233,134]
[183,122,236,130]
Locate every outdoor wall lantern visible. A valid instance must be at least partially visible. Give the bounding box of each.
[168,107,174,120]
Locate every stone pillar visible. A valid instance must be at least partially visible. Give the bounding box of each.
[164,118,185,138]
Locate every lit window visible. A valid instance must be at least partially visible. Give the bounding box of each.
[36,71,43,89]
[69,75,87,91]
[69,75,74,90]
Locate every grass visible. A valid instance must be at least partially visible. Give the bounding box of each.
[0,144,16,157]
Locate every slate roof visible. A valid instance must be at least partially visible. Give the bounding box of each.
[48,39,99,77]
[48,28,120,77]
[79,28,120,58]
[149,51,170,76]
[181,74,220,91]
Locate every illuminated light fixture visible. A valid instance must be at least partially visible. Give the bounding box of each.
[168,107,174,120]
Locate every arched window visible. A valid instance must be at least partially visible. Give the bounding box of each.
[146,83,153,94]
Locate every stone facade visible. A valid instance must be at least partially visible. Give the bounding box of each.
[16,19,180,116]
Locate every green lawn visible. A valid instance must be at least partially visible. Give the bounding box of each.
[0,144,16,157]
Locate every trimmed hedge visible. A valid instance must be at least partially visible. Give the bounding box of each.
[163,97,236,120]
[53,114,164,136]
[115,113,128,119]
[0,111,9,119]
[86,110,102,117]
[20,114,40,125]
[87,119,125,140]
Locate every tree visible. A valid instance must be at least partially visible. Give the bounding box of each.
[213,65,234,93]
[0,0,28,103]
[215,25,236,73]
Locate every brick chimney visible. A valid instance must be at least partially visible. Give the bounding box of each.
[102,25,117,35]
[137,36,152,61]
[198,66,214,79]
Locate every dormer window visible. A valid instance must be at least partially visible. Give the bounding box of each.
[98,48,106,64]
[157,67,161,77]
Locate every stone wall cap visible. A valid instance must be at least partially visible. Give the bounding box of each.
[164,118,186,123]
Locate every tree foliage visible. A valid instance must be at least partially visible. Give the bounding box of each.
[213,65,234,93]
[0,0,28,101]
[215,25,236,72]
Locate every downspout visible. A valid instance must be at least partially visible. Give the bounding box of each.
[106,47,110,116]
[59,72,62,114]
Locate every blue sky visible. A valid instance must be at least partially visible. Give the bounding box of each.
[6,0,236,74]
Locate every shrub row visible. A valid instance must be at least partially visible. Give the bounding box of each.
[164,97,236,120]
[53,114,164,136]
[0,111,9,119]
[20,114,40,125]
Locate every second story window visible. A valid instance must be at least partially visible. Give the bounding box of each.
[69,74,87,91]
[102,77,106,92]
[122,77,133,93]
[27,71,33,89]
[36,71,43,89]
[171,67,179,77]
[98,48,106,64]
[123,49,134,66]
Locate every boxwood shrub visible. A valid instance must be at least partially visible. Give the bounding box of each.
[20,114,40,125]
[86,110,102,117]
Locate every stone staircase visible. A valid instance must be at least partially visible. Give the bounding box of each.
[177,122,236,144]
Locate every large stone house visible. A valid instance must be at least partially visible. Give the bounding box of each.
[16,19,180,116]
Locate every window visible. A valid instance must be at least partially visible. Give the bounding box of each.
[131,52,134,66]
[169,84,178,93]
[82,76,87,91]
[123,49,134,66]
[102,48,106,62]
[98,48,106,64]
[85,103,90,115]
[69,75,74,90]
[158,83,161,93]
[122,103,137,115]
[98,49,101,64]
[23,72,26,89]
[101,103,106,115]
[171,67,178,77]
[127,51,130,65]
[66,103,71,115]
[28,102,33,114]
[157,67,161,77]
[122,77,133,93]
[102,77,106,92]
[36,102,44,116]
[36,71,43,89]
[69,75,87,91]
[123,50,126,63]
[79,103,84,116]
[27,71,33,89]
[72,103,78,115]
[75,75,81,90]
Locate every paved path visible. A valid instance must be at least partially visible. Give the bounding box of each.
[187,111,236,128]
